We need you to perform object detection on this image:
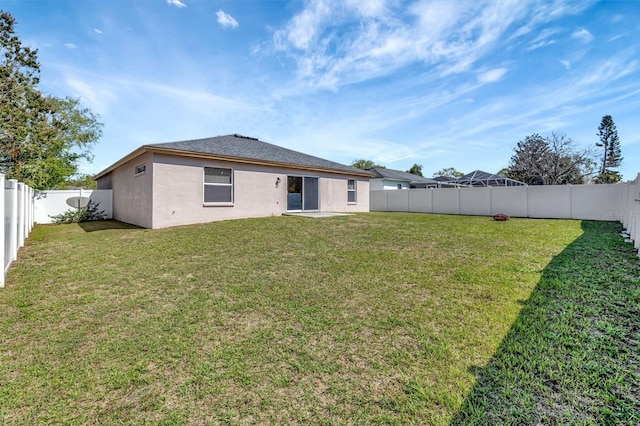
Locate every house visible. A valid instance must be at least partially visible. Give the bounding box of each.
[441,170,526,187]
[94,134,371,229]
[367,167,440,190]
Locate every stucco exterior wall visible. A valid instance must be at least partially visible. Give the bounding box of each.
[319,175,369,213]
[149,154,369,229]
[105,152,154,228]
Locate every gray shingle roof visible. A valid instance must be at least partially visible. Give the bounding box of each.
[147,134,367,175]
[367,167,438,184]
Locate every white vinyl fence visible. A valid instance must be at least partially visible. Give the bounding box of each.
[619,175,640,253]
[371,173,640,253]
[1,174,35,288]
[34,189,113,224]
[1,186,113,287]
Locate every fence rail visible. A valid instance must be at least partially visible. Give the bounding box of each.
[371,173,640,254]
[1,174,35,288]
[33,189,113,224]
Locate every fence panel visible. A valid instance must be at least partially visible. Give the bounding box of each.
[527,185,571,218]
[620,174,640,251]
[1,175,34,288]
[490,186,528,217]
[570,184,623,221]
[34,189,113,224]
[460,187,491,216]
[387,190,409,212]
[432,188,460,215]
[370,190,388,212]
[408,189,432,213]
[371,176,640,258]
[372,182,637,221]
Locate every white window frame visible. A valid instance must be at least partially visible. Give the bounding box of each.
[347,179,357,204]
[134,164,146,176]
[203,166,234,205]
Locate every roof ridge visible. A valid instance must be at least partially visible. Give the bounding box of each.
[231,134,259,141]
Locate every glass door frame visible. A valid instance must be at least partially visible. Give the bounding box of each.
[286,175,319,212]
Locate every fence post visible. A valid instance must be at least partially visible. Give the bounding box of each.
[17,182,24,248]
[28,187,34,232]
[489,186,492,215]
[9,179,17,262]
[568,184,572,219]
[22,184,28,240]
[430,187,434,214]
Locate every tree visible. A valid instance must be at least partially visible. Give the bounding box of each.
[496,167,511,177]
[0,11,102,189]
[595,115,622,183]
[406,163,423,176]
[351,159,385,170]
[503,132,595,185]
[594,170,622,184]
[56,174,98,190]
[433,167,464,178]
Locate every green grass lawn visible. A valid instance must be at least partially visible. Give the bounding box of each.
[1,213,638,424]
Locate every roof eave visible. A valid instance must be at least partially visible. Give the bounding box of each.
[93,146,373,180]
[93,146,149,180]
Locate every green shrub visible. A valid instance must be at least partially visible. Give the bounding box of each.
[50,200,107,224]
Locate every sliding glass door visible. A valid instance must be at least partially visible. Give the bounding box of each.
[303,176,318,210]
[287,176,318,211]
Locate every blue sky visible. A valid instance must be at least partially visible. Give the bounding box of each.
[3,0,640,179]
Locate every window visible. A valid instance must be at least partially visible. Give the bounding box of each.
[204,167,233,203]
[397,183,402,189]
[134,164,146,176]
[347,179,356,203]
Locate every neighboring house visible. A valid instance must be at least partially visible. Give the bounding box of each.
[431,176,464,188]
[367,167,440,190]
[94,134,372,229]
[441,170,526,187]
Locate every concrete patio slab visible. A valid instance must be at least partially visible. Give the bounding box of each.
[283,212,353,218]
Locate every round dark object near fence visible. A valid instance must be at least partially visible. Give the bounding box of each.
[492,213,510,221]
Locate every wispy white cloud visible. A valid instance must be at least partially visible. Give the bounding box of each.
[167,0,186,8]
[419,52,639,153]
[572,28,593,43]
[526,27,561,50]
[216,10,239,29]
[29,0,638,179]
[66,77,117,114]
[94,28,103,35]
[65,43,78,49]
[267,0,584,93]
[611,14,625,24]
[578,55,638,86]
[273,1,333,50]
[477,68,508,83]
[527,39,556,51]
